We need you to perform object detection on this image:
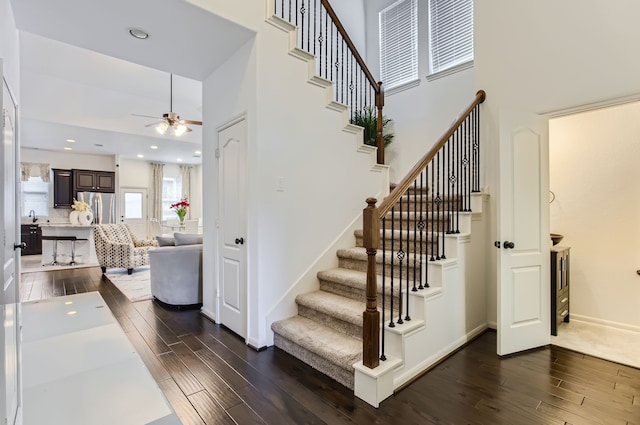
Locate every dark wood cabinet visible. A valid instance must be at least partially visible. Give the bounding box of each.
[73,170,115,193]
[52,168,73,208]
[20,224,42,256]
[551,246,570,336]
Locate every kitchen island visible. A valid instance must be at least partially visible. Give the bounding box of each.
[39,223,97,266]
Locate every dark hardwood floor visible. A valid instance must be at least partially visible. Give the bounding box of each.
[20,266,640,425]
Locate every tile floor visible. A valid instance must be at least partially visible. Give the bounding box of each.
[21,292,181,425]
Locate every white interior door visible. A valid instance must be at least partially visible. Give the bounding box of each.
[217,116,247,339]
[120,187,148,239]
[497,110,550,355]
[2,71,22,425]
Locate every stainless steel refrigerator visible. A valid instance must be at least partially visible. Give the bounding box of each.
[76,192,117,224]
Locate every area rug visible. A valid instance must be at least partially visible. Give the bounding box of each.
[105,266,153,302]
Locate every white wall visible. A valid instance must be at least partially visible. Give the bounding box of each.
[363,0,475,183]
[331,0,366,55]
[0,0,20,97]
[475,0,640,327]
[21,148,116,171]
[550,102,640,329]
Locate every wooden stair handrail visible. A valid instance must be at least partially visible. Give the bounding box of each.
[377,90,486,218]
[320,0,385,164]
[321,0,378,89]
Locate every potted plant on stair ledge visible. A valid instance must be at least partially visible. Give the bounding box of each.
[351,106,395,148]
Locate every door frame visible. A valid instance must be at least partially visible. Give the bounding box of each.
[2,68,23,425]
[119,187,148,239]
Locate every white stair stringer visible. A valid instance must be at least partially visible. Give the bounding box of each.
[353,193,489,407]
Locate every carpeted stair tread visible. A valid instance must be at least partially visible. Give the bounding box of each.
[336,246,416,265]
[271,315,361,371]
[296,291,365,327]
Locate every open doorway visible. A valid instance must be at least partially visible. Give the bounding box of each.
[548,101,640,368]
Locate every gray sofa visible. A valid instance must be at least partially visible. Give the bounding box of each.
[149,233,203,308]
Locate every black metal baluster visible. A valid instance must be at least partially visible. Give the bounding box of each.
[430,160,436,262]
[389,206,395,328]
[446,138,452,234]
[397,197,404,325]
[324,9,328,78]
[404,187,411,322]
[475,106,481,193]
[440,149,446,260]
[412,179,418,292]
[456,126,461,232]
[312,0,316,56]
[422,169,429,288]
[381,216,387,360]
[466,113,471,211]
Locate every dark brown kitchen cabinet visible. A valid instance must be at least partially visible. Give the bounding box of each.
[73,170,115,193]
[20,224,42,255]
[551,246,570,336]
[52,168,73,208]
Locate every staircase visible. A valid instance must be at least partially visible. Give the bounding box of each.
[271,188,447,390]
[265,0,488,407]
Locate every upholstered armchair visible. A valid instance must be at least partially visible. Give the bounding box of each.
[94,224,158,275]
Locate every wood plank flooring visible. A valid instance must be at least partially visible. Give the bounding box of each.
[20,266,640,424]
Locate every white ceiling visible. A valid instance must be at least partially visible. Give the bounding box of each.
[10,0,255,164]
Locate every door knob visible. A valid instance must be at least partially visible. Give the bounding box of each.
[235,237,244,245]
[13,242,27,250]
[503,241,515,249]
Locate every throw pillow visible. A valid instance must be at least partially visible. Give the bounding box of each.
[156,236,175,246]
[174,233,203,246]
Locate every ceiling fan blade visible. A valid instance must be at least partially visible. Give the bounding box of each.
[132,113,162,119]
[144,121,164,127]
[180,119,203,126]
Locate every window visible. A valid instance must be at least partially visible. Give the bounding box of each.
[379,0,418,91]
[22,176,49,217]
[428,0,473,76]
[162,176,183,221]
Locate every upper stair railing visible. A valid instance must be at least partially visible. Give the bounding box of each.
[362,90,487,368]
[274,0,386,164]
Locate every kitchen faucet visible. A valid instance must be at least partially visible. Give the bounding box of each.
[28,210,37,223]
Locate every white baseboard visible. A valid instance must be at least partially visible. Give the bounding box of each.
[570,314,640,333]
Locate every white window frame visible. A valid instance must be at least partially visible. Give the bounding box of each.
[427,0,474,80]
[21,176,49,218]
[379,0,419,93]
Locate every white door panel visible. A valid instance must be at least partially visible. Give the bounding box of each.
[2,69,22,425]
[497,110,550,356]
[218,116,247,339]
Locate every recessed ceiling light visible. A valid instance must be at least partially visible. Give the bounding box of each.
[137,154,144,158]
[177,158,183,162]
[94,143,103,147]
[194,150,201,155]
[129,28,149,40]
[150,145,158,150]
[66,138,76,143]
[64,147,72,151]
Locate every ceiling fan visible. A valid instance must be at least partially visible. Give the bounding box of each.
[133,73,202,136]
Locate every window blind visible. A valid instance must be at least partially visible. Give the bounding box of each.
[379,0,418,90]
[428,0,473,75]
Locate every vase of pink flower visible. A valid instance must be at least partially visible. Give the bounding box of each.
[170,197,190,225]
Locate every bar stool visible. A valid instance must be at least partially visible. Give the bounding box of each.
[42,236,77,265]
[70,238,88,265]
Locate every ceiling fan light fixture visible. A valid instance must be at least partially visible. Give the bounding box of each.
[156,121,169,134]
[174,124,187,137]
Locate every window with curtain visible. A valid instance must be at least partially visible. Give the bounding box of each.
[379,0,419,91]
[161,175,183,221]
[428,0,473,77]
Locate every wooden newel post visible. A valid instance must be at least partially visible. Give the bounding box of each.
[375,81,385,166]
[362,197,380,368]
